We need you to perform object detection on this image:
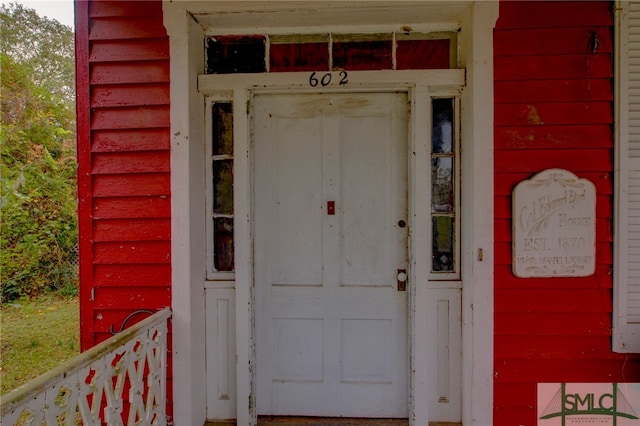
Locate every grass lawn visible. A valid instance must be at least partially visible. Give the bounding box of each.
[0,295,79,394]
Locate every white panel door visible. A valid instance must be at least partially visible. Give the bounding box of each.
[254,92,409,417]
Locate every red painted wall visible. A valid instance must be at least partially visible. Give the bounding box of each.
[75,0,171,394]
[494,1,640,424]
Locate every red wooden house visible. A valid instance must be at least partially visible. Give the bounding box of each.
[75,1,640,424]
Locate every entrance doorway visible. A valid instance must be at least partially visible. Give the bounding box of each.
[254,92,409,417]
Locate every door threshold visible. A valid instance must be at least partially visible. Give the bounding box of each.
[258,417,409,426]
[205,419,461,426]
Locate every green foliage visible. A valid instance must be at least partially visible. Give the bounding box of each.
[1,2,75,102]
[1,3,77,301]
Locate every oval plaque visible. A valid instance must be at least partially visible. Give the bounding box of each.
[513,169,596,278]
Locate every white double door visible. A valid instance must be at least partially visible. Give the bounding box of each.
[254,92,409,418]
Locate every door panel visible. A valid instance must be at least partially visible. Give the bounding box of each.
[272,116,323,286]
[254,92,408,417]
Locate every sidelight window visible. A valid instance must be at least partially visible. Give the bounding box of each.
[431,97,459,276]
[207,101,235,277]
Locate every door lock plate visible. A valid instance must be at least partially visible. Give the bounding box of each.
[397,269,407,291]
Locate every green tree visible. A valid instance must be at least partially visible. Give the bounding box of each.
[1,3,77,301]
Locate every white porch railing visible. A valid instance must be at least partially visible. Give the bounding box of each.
[1,308,171,426]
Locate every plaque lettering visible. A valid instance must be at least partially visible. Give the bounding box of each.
[513,169,596,277]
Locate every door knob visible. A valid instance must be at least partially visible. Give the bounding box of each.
[397,269,407,291]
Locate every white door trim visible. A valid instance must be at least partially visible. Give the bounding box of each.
[203,71,465,426]
[163,3,497,425]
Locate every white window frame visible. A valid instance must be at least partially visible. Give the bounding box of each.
[614,1,640,353]
[163,3,498,425]
[205,96,236,281]
[429,96,462,281]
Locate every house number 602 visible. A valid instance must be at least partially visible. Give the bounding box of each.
[309,71,349,87]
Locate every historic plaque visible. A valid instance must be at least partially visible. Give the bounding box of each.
[513,169,596,278]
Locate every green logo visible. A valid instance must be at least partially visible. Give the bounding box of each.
[539,383,639,425]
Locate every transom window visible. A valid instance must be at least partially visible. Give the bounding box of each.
[205,32,457,74]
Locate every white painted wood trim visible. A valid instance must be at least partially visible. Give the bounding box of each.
[409,84,431,425]
[205,289,237,418]
[198,70,465,94]
[250,80,461,425]
[164,4,207,426]
[459,3,498,425]
[233,88,255,425]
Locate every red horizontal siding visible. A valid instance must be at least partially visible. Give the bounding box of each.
[90,62,170,85]
[94,241,171,264]
[494,149,613,172]
[494,27,613,56]
[495,359,638,383]
[495,1,613,29]
[93,286,171,309]
[92,129,170,152]
[495,288,613,313]
[93,173,171,197]
[91,106,170,130]
[94,218,171,241]
[496,336,628,360]
[93,173,170,197]
[91,84,170,107]
[93,197,171,219]
[89,17,168,40]
[495,54,613,80]
[92,151,170,174]
[495,79,613,103]
[495,312,614,336]
[78,6,171,404]
[495,125,614,149]
[89,39,169,62]
[89,1,163,18]
[493,2,639,424]
[94,264,171,287]
[495,102,613,126]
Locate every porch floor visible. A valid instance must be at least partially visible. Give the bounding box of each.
[206,418,461,426]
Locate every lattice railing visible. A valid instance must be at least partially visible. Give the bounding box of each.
[1,308,171,426]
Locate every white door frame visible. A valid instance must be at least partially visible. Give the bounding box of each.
[198,70,465,425]
[164,3,497,425]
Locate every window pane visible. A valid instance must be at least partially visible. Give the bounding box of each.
[214,217,234,271]
[213,159,233,215]
[432,157,454,213]
[270,35,330,72]
[270,43,330,72]
[213,103,233,156]
[206,35,266,74]
[396,38,451,70]
[333,34,392,70]
[432,216,454,272]
[432,98,454,154]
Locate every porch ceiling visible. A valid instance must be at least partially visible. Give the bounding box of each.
[189,1,472,34]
